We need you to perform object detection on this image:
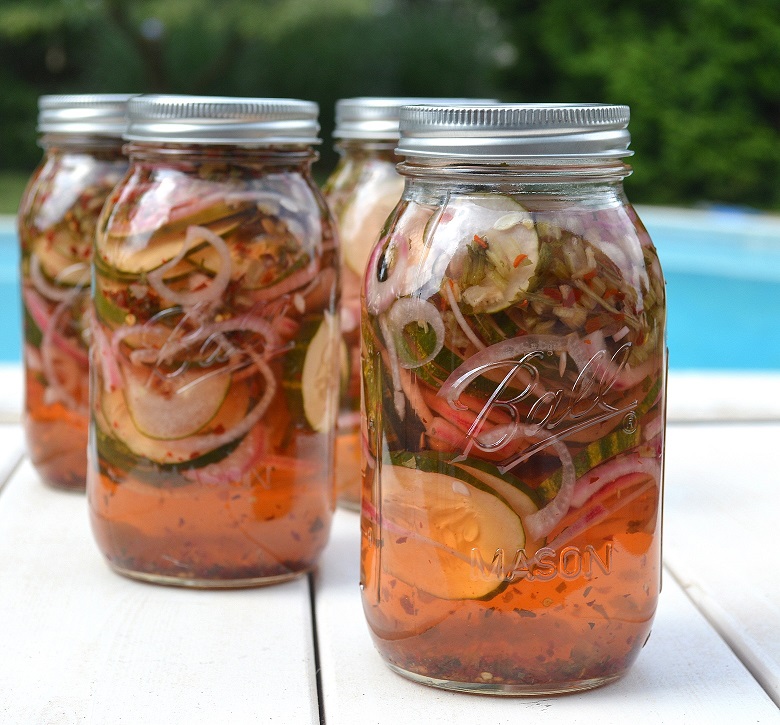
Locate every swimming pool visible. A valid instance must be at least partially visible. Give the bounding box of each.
[2,207,779,369]
[638,206,780,370]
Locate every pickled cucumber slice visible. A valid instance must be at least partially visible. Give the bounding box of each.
[301,312,340,432]
[379,463,525,600]
[454,462,539,519]
[101,375,249,464]
[32,243,73,281]
[123,366,232,441]
[102,208,248,276]
[339,167,404,276]
[430,194,539,313]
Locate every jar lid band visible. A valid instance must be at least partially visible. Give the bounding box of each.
[396,104,632,159]
[37,94,135,137]
[334,97,497,141]
[124,95,321,145]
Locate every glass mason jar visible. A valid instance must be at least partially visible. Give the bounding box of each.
[89,95,340,587]
[324,97,494,510]
[18,94,132,491]
[360,104,667,694]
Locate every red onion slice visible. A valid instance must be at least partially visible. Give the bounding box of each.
[570,451,660,509]
[147,224,232,308]
[365,234,408,316]
[438,334,571,407]
[386,297,445,369]
[523,436,576,542]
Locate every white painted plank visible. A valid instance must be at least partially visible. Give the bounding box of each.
[0,461,320,725]
[0,364,23,423]
[668,372,780,422]
[0,423,24,492]
[314,509,779,724]
[664,422,780,706]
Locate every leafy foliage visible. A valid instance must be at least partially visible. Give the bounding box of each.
[489,0,780,207]
[2,0,780,208]
[0,0,504,175]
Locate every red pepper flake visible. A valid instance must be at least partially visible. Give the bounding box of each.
[396,536,407,544]
[585,316,603,333]
[543,287,563,302]
[514,608,537,618]
[513,253,528,268]
[212,424,225,434]
[189,451,201,459]
[473,234,488,249]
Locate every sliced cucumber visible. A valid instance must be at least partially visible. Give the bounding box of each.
[301,312,340,432]
[378,463,526,600]
[339,167,404,276]
[123,366,232,441]
[101,208,247,276]
[429,194,539,313]
[453,461,539,520]
[101,375,249,464]
[93,416,241,485]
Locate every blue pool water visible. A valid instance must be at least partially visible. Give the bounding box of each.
[639,206,780,370]
[2,207,779,370]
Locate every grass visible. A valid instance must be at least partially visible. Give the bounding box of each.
[0,171,29,216]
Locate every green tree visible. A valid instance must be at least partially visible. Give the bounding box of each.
[489,0,780,208]
[0,0,505,175]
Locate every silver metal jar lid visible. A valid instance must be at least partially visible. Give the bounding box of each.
[37,94,135,136]
[334,97,497,140]
[124,95,321,145]
[396,103,632,159]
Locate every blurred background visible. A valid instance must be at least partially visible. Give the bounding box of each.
[1,0,780,371]
[2,0,780,208]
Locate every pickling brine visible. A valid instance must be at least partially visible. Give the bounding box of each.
[360,104,666,694]
[88,96,339,587]
[18,95,131,490]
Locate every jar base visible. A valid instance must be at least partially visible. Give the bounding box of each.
[336,496,361,513]
[385,662,623,697]
[107,563,310,590]
[43,479,86,493]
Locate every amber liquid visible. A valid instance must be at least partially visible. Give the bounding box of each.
[25,369,88,491]
[361,471,661,693]
[23,292,90,491]
[89,395,334,587]
[334,258,365,510]
[335,428,361,509]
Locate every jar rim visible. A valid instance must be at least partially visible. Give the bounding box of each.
[396,103,633,160]
[124,94,321,145]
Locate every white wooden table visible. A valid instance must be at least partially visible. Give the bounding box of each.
[0,369,778,724]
